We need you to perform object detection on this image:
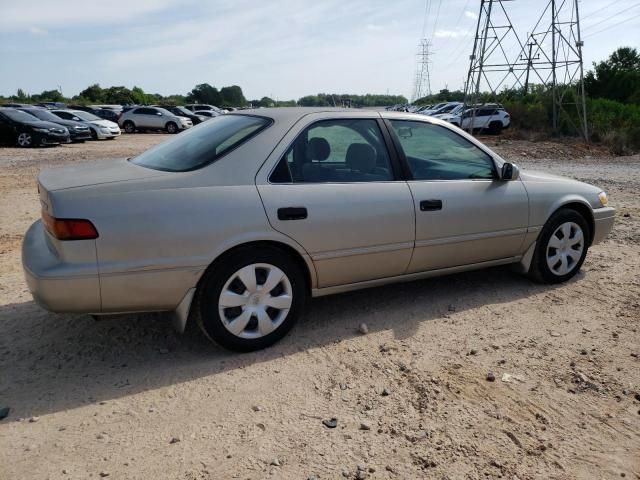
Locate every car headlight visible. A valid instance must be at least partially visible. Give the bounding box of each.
[598,191,608,206]
[33,127,49,133]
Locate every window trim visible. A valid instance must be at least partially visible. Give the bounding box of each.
[267,117,404,185]
[383,118,499,182]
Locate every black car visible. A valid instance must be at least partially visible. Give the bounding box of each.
[94,108,120,122]
[154,105,208,125]
[0,108,70,147]
[18,107,92,142]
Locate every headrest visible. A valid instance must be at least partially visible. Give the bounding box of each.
[307,137,330,162]
[346,143,376,173]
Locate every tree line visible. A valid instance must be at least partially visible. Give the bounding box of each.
[1,83,408,109]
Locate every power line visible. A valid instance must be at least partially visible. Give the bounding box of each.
[582,2,640,31]
[429,0,443,40]
[581,0,620,20]
[583,11,640,38]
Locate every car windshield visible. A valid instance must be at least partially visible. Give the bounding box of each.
[71,110,101,121]
[131,114,271,172]
[22,109,59,122]
[173,107,192,116]
[0,108,40,122]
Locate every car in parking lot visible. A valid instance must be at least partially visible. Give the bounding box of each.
[0,108,70,147]
[17,107,92,142]
[118,106,193,134]
[51,109,121,139]
[439,105,511,133]
[22,108,614,351]
[154,105,209,125]
[185,104,226,115]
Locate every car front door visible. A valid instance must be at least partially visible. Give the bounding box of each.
[386,118,529,273]
[257,114,415,289]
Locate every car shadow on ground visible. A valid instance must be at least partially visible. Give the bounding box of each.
[0,265,571,420]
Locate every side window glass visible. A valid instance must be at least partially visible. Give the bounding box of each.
[273,119,393,183]
[389,120,495,181]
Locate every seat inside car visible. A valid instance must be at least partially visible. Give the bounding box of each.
[345,143,389,181]
[301,137,332,182]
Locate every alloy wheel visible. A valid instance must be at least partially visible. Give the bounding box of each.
[17,133,32,147]
[546,221,584,276]
[218,263,293,339]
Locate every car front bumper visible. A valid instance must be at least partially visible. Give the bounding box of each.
[96,128,121,139]
[34,131,70,146]
[22,220,101,313]
[591,206,615,245]
[70,130,92,141]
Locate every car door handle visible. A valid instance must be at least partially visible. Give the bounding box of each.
[277,207,307,221]
[420,199,443,211]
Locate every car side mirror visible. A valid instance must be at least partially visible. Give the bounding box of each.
[501,162,519,180]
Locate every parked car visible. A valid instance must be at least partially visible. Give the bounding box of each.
[428,102,463,116]
[17,107,92,142]
[185,104,226,115]
[52,109,121,139]
[93,108,120,122]
[440,106,511,133]
[36,102,67,110]
[193,110,220,118]
[0,108,70,147]
[22,108,615,351]
[118,106,193,134]
[154,105,209,125]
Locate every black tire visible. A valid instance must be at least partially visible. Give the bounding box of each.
[528,208,590,284]
[16,132,33,148]
[90,128,98,140]
[123,121,135,134]
[488,121,503,135]
[194,245,306,351]
[166,122,178,134]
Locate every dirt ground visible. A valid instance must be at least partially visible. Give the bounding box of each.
[0,133,638,480]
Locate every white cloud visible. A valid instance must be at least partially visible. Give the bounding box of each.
[464,10,478,20]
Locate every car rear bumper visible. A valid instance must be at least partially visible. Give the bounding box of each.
[22,220,101,313]
[591,206,615,245]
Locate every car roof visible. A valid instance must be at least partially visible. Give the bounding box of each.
[229,107,366,122]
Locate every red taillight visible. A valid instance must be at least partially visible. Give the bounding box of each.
[42,210,98,240]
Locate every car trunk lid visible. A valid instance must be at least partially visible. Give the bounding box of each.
[38,158,167,193]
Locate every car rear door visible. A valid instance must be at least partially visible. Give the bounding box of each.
[256,112,415,289]
[386,118,528,273]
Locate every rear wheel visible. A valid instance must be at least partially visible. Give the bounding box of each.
[194,246,306,351]
[166,122,178,134]
[529,209,589,284]
[17,132,33,147]
[123,121,135,134]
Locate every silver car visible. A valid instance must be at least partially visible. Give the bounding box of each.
[118,106,192,134]
[22,108,615,351]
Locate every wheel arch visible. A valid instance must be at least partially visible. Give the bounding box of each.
[202,240,315,293]
[175,238,315,334]
[547,199,595,245]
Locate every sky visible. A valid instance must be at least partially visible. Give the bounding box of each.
[0,0,638,101]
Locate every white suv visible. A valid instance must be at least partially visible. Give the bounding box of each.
[118,107,192,134]
[438,105,510,134]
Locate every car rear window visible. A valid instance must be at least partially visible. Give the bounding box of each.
[130,114,271,172]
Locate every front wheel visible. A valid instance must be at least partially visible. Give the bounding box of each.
[166,122,178,134]
[529,209,589,284]
[17,132,33,147]
[194,246,306,351]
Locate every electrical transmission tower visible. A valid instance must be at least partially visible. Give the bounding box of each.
[411,39,433,102]
[463,0,588,140]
